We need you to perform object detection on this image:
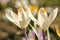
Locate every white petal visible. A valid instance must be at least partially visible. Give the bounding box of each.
[46,8,58,30]
[6,12,15,24]
[18,12,22,21]
[32,11,37,16]
[38,8,47,28]
[21,8,27,19]
[27,8,37,23]
[11,10,18,22]
[20,15,30,28]
[40,7,48,18]
[5,8,21,28]
[18,8,30,28]
[5,8,14,22]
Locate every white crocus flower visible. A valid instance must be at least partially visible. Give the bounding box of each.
[27,7,58,31]
[5,8,30,29]
[27,7,58,40]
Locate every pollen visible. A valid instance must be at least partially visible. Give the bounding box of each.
[17,8,21,13]
[30,6,38,13]
[56,28,60,37]
[42,8,46,14]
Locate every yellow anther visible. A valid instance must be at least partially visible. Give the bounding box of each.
[17,8,21,13]
[42,8,46,14]
[30,6,38,13]
[56,28,60,37]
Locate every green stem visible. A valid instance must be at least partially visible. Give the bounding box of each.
[47,29,50,40]
[30,24,40,40]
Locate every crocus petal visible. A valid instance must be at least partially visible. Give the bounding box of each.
[19,8,31,28]
[40,7,47,18]
[47,8,58,29]
[5,8,14,23]
[27,8,38,23]
[20,16,30,28]
[18,12,22,21]
[5,8,21,28]
[38,8,47,28]
[21,8,27,19]
[10,10,21,28]
[17,8,23,21]
[32,11,37,16]
[6,11,15,24]
[11,10,19,22]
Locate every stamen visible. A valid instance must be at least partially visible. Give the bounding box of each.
[17,8,21,13]
[30,6,38,13]
[42,8,46,14]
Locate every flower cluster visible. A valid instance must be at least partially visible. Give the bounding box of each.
[5,0,58,40]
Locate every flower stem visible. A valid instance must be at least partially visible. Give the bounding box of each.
[30,24,40,40]
[47,29,50,40]
[24,28,28,40]
[43,30,45,40]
